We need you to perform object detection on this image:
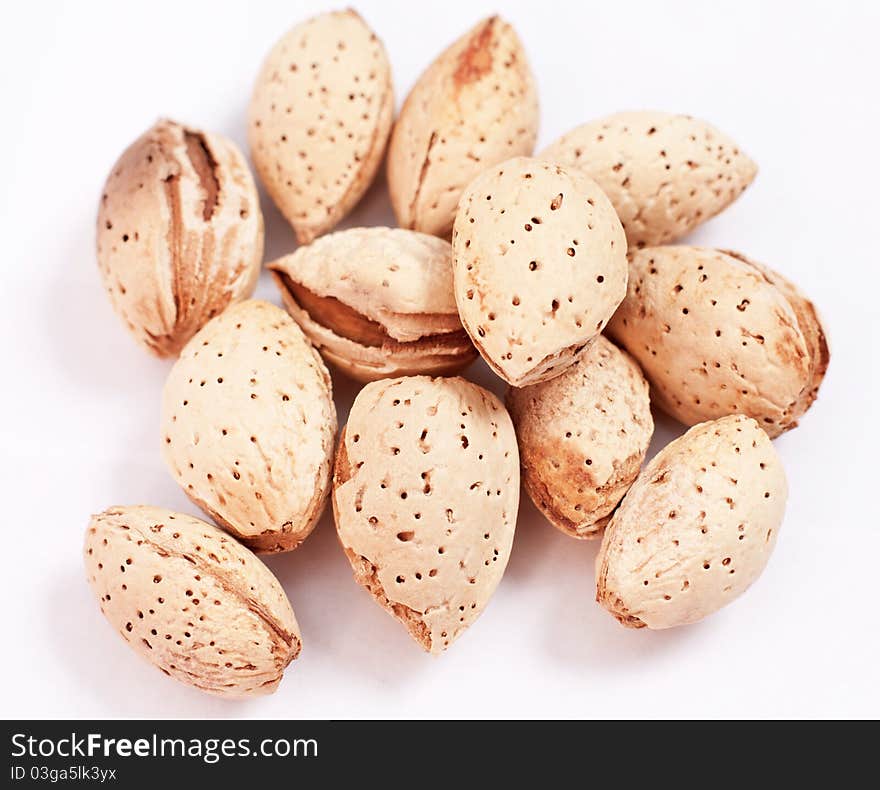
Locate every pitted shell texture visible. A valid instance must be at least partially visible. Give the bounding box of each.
[596,415,787,629]
[453,156,627,386]
[387,15,539,238]
[607,246,829,437]
[333,376,520,653]
[540,111,757,248]
[84,505,300,697]
[507,336,653,538]
[161,300,337,553]
[248,9,393,243]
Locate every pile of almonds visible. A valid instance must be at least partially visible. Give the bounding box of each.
[87,10,829,698]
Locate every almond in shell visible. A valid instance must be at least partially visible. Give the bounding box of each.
[507,336,653,538]
[596,415,787,629]
[541,111,757,248]
[84,505,300,697]
[249,9,393,243]
[453,156,627,386]
[333,376,519,653]
[388,15,539,237]
[97,119,264,356]
[607,246,829,437]
[161,300,337,553]
[269,227,476,382]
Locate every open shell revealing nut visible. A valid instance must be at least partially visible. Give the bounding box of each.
[269,227,477,382]
[388,15,539,237]
[453,156,628,386]
[248,9,393,243]
[607,246,829,437]
[541,111,757,248]
[97,119,264,357]
[333,376,520,654]
[507,337,653,539]
[84,506,301,697]
[596,415,787,629]
[161,300,337,553]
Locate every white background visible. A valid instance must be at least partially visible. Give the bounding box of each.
[1,0,878,719]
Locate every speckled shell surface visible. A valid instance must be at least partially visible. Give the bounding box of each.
[333,376,519,653]
[249,9,393,243]
[607,246,829,437]
[388,16,539,237]
[453,156,627,386]
[596,415,787,629]
[161,300,337,553]
[84,506,300,697]
[541,111,756,247]
[507,336,653,538]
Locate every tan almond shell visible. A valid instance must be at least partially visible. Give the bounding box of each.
[387,15,539,237]
[596,415,787,629]
[606,246,829,437]
[268,227,477,382]
[452,157,628,387]
[84,505,301,697]
[161,300,337,553]
[97,119,264,357]
[332,376,520,654]
[540,111,757,248]
[248,10,393,244]
[507,336,653,539]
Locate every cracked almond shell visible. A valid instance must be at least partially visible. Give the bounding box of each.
[248,9,393,244]
[269,227,477,382]
[332,376,519,654]
[97,119,264,357]
[453,156,628,386]
[541,111,757,248]
[596,415,787,629]
[84,505,301,697]
[607,246,829,437]
[161,300,337,553]
[507,336,653,539]
[387,15,539,237]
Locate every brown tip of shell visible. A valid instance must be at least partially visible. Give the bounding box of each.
[720,249,830,436]
[185,490,303,555]
[595,585,646,629]
[334,426,435,653]
[344,548,433,652]
[453,16,498,87]
[293,225,318,246]
[242,529,305,555]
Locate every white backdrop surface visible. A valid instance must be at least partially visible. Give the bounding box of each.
[1,0,878,719]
